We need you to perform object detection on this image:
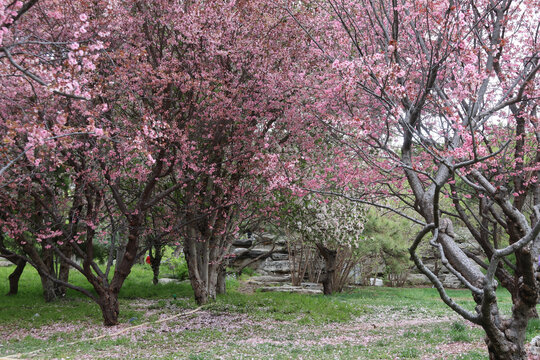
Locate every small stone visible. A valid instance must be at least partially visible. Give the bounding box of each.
[259,285,322,295]
[530,335,540,355]
[158,278,181,284]
[257,259,290,274]
[232,238,253,248]
[232,248,250,258]
[270,253,288,261]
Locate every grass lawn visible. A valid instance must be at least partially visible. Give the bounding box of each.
[0,264,538,359]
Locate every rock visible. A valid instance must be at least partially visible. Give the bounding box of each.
[258,259,290,274]
[530,335,540,356]
[232,248,250,258]
[255,232,277,243]
[246,275,291,283]
[406,273,431,286]
[0,260,12,267]
[259,285,322,295]
[248,245,274,258]
[232,238,253,248]
[302,282,321,289]
[440,273,462,288]
[530,335,540,357]
[275,236,288,246]
[405,272,464,288]
[369,278,384,286]
[230,258,261,270]
[270,253,289,261]
[158,278,181,284]
[245,275,291,286]
[248,245,286,258]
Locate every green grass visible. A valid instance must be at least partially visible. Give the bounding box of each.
[0,264,538,359]
[0,264,196,327]
[211,286,367,324]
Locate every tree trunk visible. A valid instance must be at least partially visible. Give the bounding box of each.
[217,264,226,295]
[191,277,209,305]
[7,259,26,295]
[207,265,219,300]
[316,243,337,295]
[485,326,527,360]
[57,247,71,297]
[98,289,120,326]
[483,296,534,360]
[184,236,223,305]
[184,239,209,305]
[486,340,526,360]
[40,275,58,302]
[150,243,163,285]
[152,262,160,285]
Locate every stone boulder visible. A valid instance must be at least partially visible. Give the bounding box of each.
[258,258,290,274]
[270,253,289,261]
[0,259,12,267]
[158,278,181,284]
[232,248,250,258]
[406,273,431,286]
[259,284,323,295]
[232,237,253,248]
[249,245,286,258]
[530,335,540,357]
[369,278,384,286]
[246,275,291,286]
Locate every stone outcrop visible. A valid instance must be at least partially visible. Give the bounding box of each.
[259,283,323,294]
[229,227,486,289]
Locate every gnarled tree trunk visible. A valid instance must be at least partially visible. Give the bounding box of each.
[316,243,337,295]
[184,237,219,305]
[217,264,226,295]
[7,258,26,295]
[482,298,534,360]
[57,245,72,297]
[97,288,120,326]
[183,226,229,305]
[149,241,163,285]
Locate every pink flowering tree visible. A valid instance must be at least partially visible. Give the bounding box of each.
[104,0,311,305]
[1,0,108,179]
[285,0,540,358]
[1,0,311,312]
[0,0,187,325]
[0,0,109,300]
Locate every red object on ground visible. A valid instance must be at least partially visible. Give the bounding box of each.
[146,255,151,264]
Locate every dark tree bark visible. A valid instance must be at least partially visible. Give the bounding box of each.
[148,240,164,285]
[181,202,234,305]
[57,245,72,297]
[217,264,226,295]
[97,288,120,327]
[7,258,26,295]
[316,243,337,295]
